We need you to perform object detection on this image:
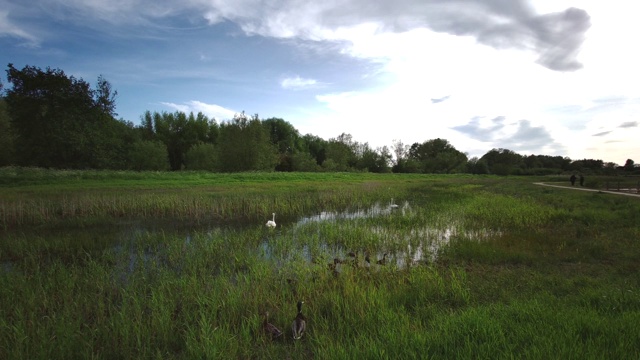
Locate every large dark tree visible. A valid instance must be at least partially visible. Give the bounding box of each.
[150,111,212,170]
[5,64,123,168]
[0,96,14,166]
[300,134,327,166]
[355,143,392,173]
[521,154,571,174]
[407,138,468,173]
[569,159,604,173]
[391,140,416,173]
[324,133,358,171]
[623,159,635,172]
[262,117,302,171]
[216,112,278,172]
[480,148,524,175]
[467,157,489,174]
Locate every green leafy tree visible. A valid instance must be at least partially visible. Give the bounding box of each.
[623,159,635,172]
[291,151,320,172]
[408,138,468,173]
[522,154,571,174]
[5,64,122,169]
[601,162,617,175]
[140,111,156,141]
[262,117,303,171]
[216,112,278,172]
[324,133,357,171]
[185,142,217,171]
[94,118,138,169]
[129,140,169,171]
[569,159,604,173]
[151,111,212,170]
[355,143,392,173]
[479,148,524,175]
[300,134,327,166]
[391,140,410,173]
[0,96,15,166]
[94,75,118,116]
[467,157,489,174]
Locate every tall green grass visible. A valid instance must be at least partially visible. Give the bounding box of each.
[0,168,418,229]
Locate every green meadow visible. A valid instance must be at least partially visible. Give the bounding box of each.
[1,168,639,359]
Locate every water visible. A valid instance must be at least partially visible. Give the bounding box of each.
[0,200,500,274]
[294,200,410,225]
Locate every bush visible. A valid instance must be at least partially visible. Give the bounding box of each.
[291,151,320,172]
[129,140,169,171]
[185,143,217,171]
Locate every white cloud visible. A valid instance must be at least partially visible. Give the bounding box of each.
[23,0,591,71]
[160,101,237,121]
[0,9,39,45]
[281,76,318,90]
[196,0,590,72]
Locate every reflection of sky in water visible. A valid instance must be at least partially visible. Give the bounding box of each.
[269,202,500,268]
[295,200,411,226]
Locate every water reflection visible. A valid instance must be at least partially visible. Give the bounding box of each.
[295,200,411,226]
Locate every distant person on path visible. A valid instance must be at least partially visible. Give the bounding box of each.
[579,174,585,187]
[570,174,577,186]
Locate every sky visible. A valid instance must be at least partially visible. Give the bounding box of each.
[1,0,639,164]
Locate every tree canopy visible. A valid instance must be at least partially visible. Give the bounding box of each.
[5,64,126,169]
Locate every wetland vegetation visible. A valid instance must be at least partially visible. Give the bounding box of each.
[1,168,639,359]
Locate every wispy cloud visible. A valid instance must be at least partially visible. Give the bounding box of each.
[619,121,638,128]
[502,119,564,154]
[431,95,450,104]
[452,116,564,154]
[281,76,318,90]
[0,9,39,46]
[593,131,611,137]
[451,116,507,142]
[160,101,236,120]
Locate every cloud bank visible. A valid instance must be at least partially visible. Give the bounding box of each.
[452,116,565,154]
[2,0,591,71]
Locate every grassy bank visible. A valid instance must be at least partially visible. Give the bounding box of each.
[1,169,639,359]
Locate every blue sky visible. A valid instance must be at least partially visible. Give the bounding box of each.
[1,0,639,164]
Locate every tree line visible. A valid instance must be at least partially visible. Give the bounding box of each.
[1,64,637,175]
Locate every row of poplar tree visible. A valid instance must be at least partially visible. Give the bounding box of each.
[0,64,631,175]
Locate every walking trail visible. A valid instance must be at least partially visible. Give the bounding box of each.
[533,182,640,198]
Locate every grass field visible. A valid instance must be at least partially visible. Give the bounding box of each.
[1,168,639,359]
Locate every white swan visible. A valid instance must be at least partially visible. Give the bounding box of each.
[389,198,399,209]
[266,212,276,228]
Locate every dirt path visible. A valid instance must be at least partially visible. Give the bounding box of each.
[533,182,640,198]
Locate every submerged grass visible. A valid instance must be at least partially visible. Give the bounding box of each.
[1,170,639,359]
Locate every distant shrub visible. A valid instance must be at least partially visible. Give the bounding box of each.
[291,151,320,172]
[129,140,169,171]
[185,143,217,171]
